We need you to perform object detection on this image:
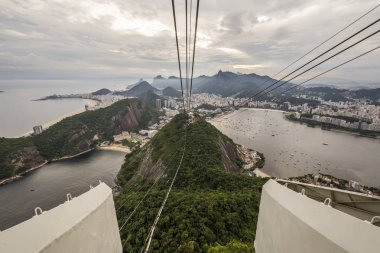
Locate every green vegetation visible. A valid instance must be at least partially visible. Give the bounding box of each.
[0,98,158,181]
[121,139,139,149]
[208,241,255,253]
[116,113,267,252]
[196,103,218,111]
[300,113,363,123]
[0,137,37,179]
[255,152,265,169]
[162,86,181,98]
[303,87,349,102]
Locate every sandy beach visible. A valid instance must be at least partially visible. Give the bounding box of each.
[97,144,131,153]
[254,168,272,178]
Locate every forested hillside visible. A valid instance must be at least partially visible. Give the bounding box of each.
[0,98,158,181]
[116,113,267,252]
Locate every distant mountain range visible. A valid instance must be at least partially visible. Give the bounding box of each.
[109,71,380,103]
[152,70,293,97]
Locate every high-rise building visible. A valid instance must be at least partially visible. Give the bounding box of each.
[283,102,291,110]
[33,125,43,135]
[156,99,161,110]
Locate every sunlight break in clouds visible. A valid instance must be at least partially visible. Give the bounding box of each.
[257,15,271,23]
[217,47,247,58]
[67,0,169,37]
[233,64,267,70]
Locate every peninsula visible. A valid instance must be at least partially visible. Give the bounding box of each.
[0,98,159,184]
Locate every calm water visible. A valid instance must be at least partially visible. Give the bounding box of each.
[211,109,380,187]
[0,150,125,230]
[0,79,137,137]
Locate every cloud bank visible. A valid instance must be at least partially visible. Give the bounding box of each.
[0,0,379,85]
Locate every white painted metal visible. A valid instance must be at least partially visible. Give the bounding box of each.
[255,180,380,253]
[277,179,380,224]
[0,183,122,253]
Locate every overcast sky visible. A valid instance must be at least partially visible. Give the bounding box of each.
[0,0,379,86]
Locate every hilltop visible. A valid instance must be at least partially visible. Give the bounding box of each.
[151,71,291,97]
[162,86,181,98]
[91,88,112,96]
[116,81,158,98]
[0,98,159,182]
[116,113,267,252]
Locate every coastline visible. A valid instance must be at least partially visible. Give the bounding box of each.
[253,168,272,178]
[0,145,129,186]
[286,114,380,139]
[328,127,380,139]
[0,149,94,186]
[225,108,380,139]
[51,148,95,162]
[16,98,97,138]
[0,161,48,186]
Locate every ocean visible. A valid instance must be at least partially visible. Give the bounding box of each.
[0,79,139,137]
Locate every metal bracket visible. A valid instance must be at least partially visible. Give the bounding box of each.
[370,216,380,224]
[34,207,43,216]
[324,198,332,206]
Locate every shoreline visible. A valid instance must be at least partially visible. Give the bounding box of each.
[286,114,380,139]
[0,161,48,186]
[223,108,380,139]
[0,149,94,186]
[253,168,272,178]
[51,148,95,162]
[0,146,129,186]
[14,98,97,138]
[97,144,131,153]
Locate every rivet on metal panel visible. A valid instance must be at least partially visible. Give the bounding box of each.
[34,207,43,216]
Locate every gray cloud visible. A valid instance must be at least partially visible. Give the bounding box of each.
[0,0,379,86]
